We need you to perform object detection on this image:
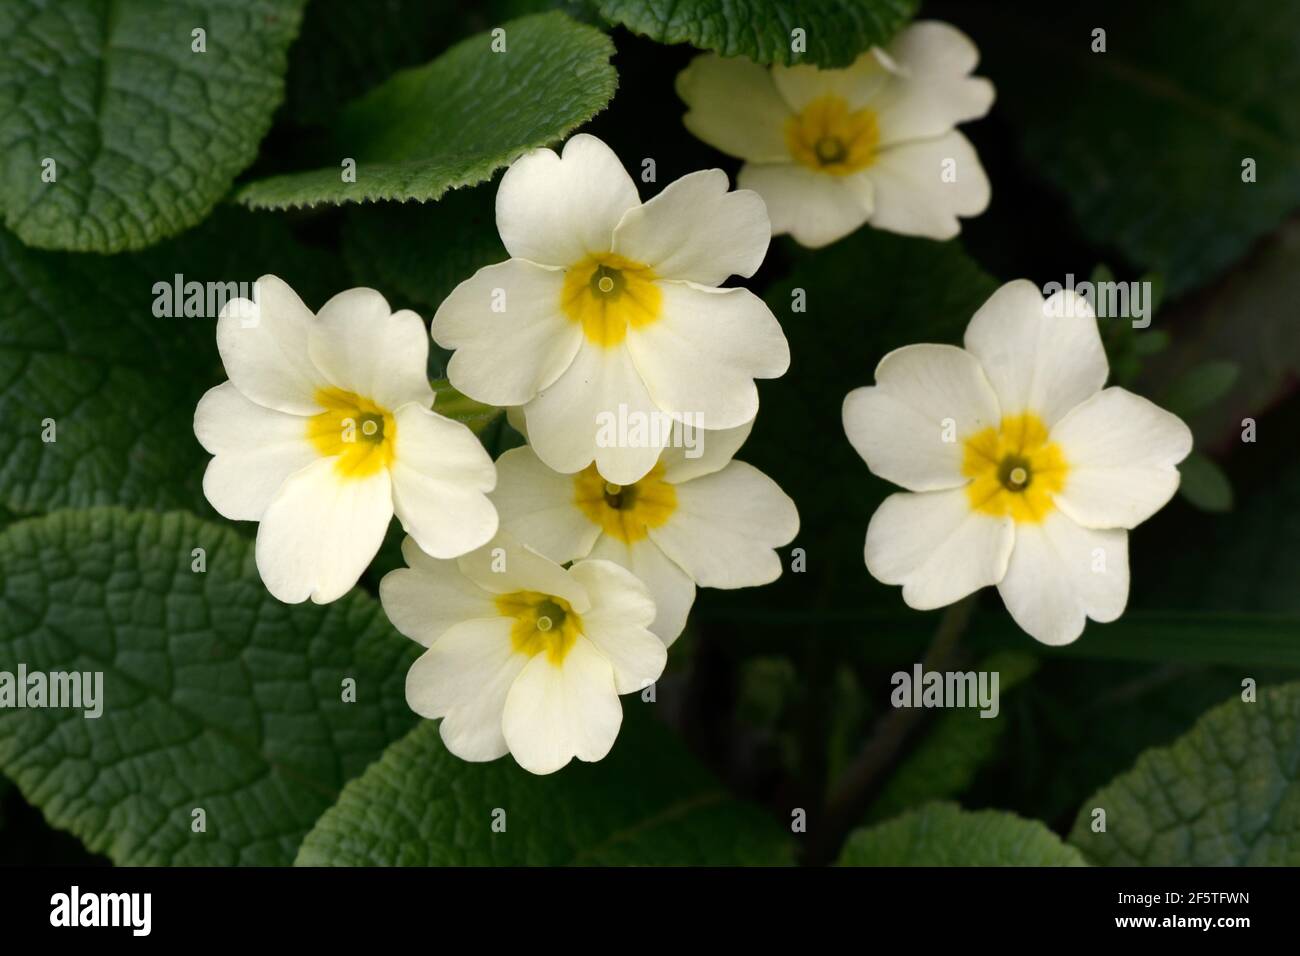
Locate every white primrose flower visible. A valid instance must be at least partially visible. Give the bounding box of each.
[380,535,666,775]
[431,133,790,486]
[491,419,799,645]
[194,275,498,604]
[842,280,1193,646]
[676,20,994,247]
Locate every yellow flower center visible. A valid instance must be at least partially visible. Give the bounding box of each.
[573,461,677,543]
[785,94,880,175]
[496,590,582,665]
[962,413,1069,524]
[561,253,661,347]
[306,387,396,479]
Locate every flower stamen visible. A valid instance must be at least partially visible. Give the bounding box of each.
[575,462,676,542]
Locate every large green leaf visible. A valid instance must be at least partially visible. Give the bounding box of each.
[0,209,339,516]
[0,0,306,252]
[236,12,617,209]
[296,705,793,865]
[596,0,917,67]
[0,508,418,865]
[1070,682,1300,865]
[838,802,1086,866]
[980,0,1300,297]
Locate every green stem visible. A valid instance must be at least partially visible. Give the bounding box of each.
[806,595,976,864]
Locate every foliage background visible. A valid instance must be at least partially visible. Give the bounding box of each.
[1,0,1298,866]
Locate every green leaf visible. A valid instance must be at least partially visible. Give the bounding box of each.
[718,605,1300,671]
[983,0,1300,296]
[0,508,418,865]
[342,183,505,316]
[1160,361,1240,418]
[431,377,504,435]
[296,705,793,865]
[839,802,1086,866]
[236,12,617,209]
[866,652,1038,821]
[0,210,341,516]
[1177,452,1233,513]
[596,0,918,67]
[0,0,306,252]
[1070,682,1300,865]
[983,661,1261,830]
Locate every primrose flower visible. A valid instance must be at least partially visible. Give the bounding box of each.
[380,535,665,774]
[491,420,799,644]
[842,279,1193,645]
[432,133,790,486]
[194,275,497,604]
[676,20,994,247]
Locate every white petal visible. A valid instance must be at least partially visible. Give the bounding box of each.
[492,446,601,562]
[889,20,982,75]
[502,637,622,774]
[626,282,789,429]
[997,512,1129,646]
[873,22,994,147]
[1050,388,1193,530]
[676,53,793,162]
[522,341,666,485]
[567,559,664,689]
[865,488,1014,611]
[772,53,891,112]
[495,134,639,267]
[379,538,500,646]
[612,169,771,285]
[842,344,1001,492]
[738,162,873,248]
[455,535,591,612]
[215,274,326,416]
[432,259,582,406]
[255,460,393,604]
[389,404,498,559]
[865,130,990,239]
[658,419,753,484]
[405,618,523,762]
[649,461,798,589]
[194,381,316,521]
[963,279,1108,425]
[308,288,434,410]
[588,534,696,646]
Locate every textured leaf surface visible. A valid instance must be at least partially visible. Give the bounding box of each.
[0,0,306,251]
[0,508,418,865]
[597,0,917,66]
[1070,682,1300,865]
[0,210,339,516]
[839,802,1086,866]
[296,707,793,865]
[236,12,617,208]
[981,0,1300,296]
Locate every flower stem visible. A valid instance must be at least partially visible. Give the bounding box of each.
[805,595,977,864]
